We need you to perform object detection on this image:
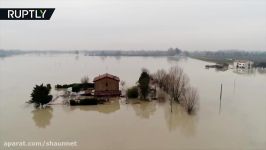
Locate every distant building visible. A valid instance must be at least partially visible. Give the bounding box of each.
[233,60,254,69]
[93,73,121,97]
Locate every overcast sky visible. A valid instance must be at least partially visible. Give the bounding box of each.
[0,0,265,51]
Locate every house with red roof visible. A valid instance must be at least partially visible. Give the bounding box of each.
[93,73,121,97]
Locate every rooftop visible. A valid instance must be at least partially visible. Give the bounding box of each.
[93,73,120,82]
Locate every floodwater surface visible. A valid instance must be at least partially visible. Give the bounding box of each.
[0,54,265,150]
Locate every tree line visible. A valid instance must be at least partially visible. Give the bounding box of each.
[86,48,182,57]
[188,50,266,65]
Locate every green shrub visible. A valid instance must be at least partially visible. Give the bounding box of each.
[138,71,150,99]
[29,84,53,108]
[127,86,139,98]
[72,84,81,92]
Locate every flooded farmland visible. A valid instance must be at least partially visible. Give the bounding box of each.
[0,54,266,150]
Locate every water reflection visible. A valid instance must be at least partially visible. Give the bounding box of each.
[75,55,79,60]
[163,103,197,136]
[114,56,121,60]
[166,56,184,63]
[233,68,255,74]
[100,56,107,61]
[215,67,228,72]
[257,68,266,74]
[128,100,197,135]
[31,107,53,128]
[69,100,120,114]
[130,101,156,119]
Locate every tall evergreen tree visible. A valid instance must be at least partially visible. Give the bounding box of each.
[138,71,150,100]
[29,84,53,108]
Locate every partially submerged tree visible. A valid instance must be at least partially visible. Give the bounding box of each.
[126,86,139,98]
[153,69,167,88]
[138,70,150,100]
[155,66,189,102]
[180,87,199,114]
[81,76,89,83]
[151,66,199,114]
[120,80,126,97]
[161,73,171,92]
[29,84,53,108]
[157,90,167,102]
[120,80,125,87]
[168,66,189,103]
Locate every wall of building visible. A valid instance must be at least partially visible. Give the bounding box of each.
[234,61,253,69]
[95,78,119,92]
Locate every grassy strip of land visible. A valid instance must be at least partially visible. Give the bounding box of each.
[189,55,233,64]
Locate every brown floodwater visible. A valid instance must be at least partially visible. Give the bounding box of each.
[0,54,265,150]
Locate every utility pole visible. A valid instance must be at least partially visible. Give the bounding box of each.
[220,84,223,101]
[219,83,223,113]
[170,98,173,113]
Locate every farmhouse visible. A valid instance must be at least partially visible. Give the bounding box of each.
[233,60,254,69]
[93,73,121,97]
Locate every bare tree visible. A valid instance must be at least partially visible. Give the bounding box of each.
[153,69,167,88]
[151,66,199,114]
[168,66,189,103]
[81,76,89,83]
[120,80,125,87]
[120,80,126,97]
[161,73,171,93]
[180,87,199,114]
[157,90,167,102]
[154,66,189,112]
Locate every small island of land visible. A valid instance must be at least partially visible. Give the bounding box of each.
[28,66,199,115]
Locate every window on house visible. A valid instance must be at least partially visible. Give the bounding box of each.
[106,82,108,87]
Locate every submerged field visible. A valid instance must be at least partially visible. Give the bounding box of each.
[0,54,265,150]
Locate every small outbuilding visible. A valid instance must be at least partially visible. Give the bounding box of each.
[93,73,121,97]
[233,60,254,69]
